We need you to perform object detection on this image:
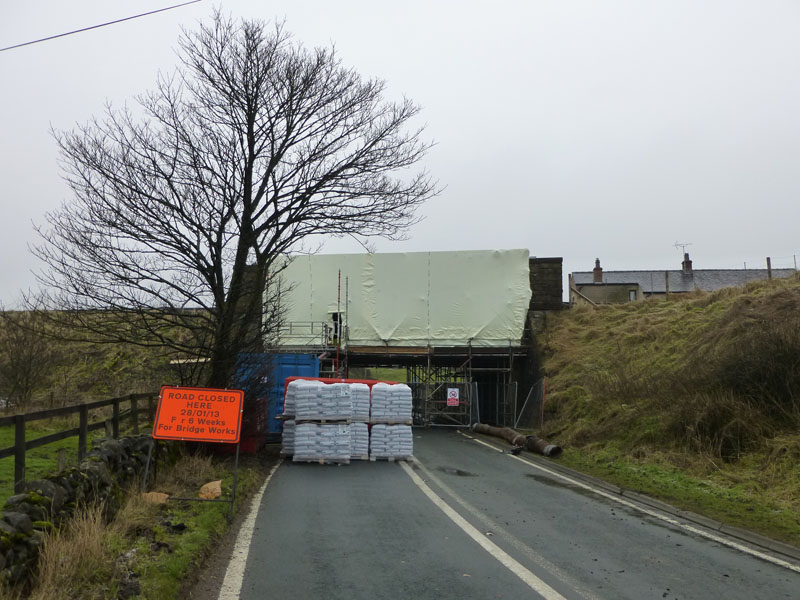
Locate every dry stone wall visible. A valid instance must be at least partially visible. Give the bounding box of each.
[0,434,157,584]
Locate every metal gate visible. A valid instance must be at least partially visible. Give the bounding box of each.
[409,381,473,427]
[409,380,520,428]
[512,377,546,431]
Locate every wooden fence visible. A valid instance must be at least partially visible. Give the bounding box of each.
[0,392,157,493]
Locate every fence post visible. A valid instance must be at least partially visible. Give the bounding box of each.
[512,382,518,428]
[112,398,120,438]
[79,404,88,460]
[467,382,472,426]
[14,414,25,494]
[148,395,155,423]
[131,397,139,434]
[473,381,480,424]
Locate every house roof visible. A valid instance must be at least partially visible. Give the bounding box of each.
[571,269,796,294]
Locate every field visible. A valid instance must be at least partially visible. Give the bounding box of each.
[0,422,82,501]
[0,415,135,502]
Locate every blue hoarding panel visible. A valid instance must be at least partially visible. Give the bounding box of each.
[268,353,319,434]
[234,352,319,435]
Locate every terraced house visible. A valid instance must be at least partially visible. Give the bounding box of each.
[570,253,796,305]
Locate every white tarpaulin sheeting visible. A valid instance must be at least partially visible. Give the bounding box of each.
[277,249,531,348]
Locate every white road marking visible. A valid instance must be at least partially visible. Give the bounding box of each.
[399,460,568,600]
[412,459,602,600]
[218,459,283,600]
[459,432,800,574]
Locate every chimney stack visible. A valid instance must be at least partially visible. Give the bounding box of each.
[593,258,603,283]
[682,252,693,274]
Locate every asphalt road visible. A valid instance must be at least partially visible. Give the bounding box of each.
[232,429,800,600]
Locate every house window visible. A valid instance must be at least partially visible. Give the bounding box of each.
[629,290,636,301]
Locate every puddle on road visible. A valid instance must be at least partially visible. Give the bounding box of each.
[438,466,478,477]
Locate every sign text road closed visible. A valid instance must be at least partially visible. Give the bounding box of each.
[153,386,244,443]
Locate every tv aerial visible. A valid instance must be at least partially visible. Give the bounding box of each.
[674,242,692,254]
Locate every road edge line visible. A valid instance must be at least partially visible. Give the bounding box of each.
[218,458,283,600]
[459,432,800,574]
[400,460,568,600]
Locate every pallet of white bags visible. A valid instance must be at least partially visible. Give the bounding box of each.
[369,455,412,462]
[293,456,350,465]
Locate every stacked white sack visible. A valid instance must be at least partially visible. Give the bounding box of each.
[282,380,300,417]
[293,423,317,459]
[351,383,371,421]
[370,383,412,422]
[370,383,389,420]
[295,380,352,420]
[281,420,295,456]
[317,423,351,459]
[293,380,321,420]
[369,424,413,458]
[327,383,354,419]
[350,422,369,458]
[293,423,351,461]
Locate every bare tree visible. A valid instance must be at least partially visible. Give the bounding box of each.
[30,12,437,387]
[0,312,57,410]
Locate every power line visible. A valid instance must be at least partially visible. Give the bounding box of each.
[0,0,202,53]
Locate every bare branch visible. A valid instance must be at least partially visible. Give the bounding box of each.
[31,12,439,387]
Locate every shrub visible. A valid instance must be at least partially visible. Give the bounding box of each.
[712,322,800,427]
[667,391,768,460]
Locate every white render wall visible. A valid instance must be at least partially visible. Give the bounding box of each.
[276,249,531,348]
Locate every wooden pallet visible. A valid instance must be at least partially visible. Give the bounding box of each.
[350,454,370,461]
[369,419,413,426]
[295,418,352,424]
[292,457,350,465]
[369,455,412,462]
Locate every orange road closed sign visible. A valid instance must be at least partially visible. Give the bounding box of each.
[153,386,244,443]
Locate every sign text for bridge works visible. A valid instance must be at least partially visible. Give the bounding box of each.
[153,386,243,443]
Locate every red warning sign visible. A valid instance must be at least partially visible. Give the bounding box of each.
[447,387,460,407]
[153,386,243,443]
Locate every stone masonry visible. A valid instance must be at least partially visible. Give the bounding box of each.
[0,434,157,584]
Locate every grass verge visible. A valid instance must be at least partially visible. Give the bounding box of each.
[13,446,273,599]
[557,444,800,547]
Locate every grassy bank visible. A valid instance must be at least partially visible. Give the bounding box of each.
[10,448,270,600]
[540,274,800,547]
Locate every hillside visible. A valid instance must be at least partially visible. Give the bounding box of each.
[0,315,173,410]
[539,273,800,547]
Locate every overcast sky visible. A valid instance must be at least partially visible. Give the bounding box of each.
[2,1,800,306]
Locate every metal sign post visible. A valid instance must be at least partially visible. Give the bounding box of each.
[151,385,245,519]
